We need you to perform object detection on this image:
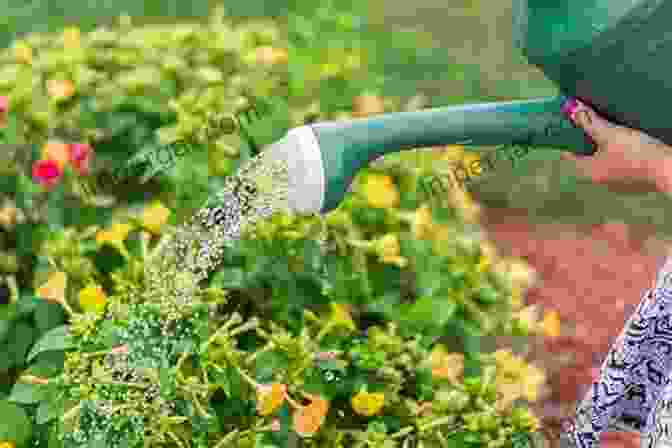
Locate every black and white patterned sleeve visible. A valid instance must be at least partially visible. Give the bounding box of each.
[562,255,672,447]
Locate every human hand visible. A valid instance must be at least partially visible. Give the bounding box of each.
[560,98,672,194]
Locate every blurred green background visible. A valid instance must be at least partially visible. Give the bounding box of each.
[3,0,672,236]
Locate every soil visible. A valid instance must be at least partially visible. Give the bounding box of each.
[480,207,669,448]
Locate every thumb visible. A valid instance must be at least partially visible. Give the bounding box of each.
[571,102,611,147]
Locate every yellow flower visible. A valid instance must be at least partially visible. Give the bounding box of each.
[36,271,67,305]
[351,389,385,416]
[78,285,107,314]
[13,41,33,64]
[362,173,399,209]
[509,284,523,309]
[432,224,452,242]
[493,349,546,408]
[293,393,329,437]
[96,223,133,255]
[520,365,546,403]
[505,258,537,289]
[375,234,407,267]
[0,203,20,228]
[411,204,434,240]
[62,27,81,48]
[429,345,463,383]
[47,79,75,101]
[433,145,465,161]
[352,95,385,118]
[542,309,562,338]
[140,202,171,234]
[255,46,288,65]
[462,152,482,176]
[257,383,287,416]
[477,241,498,273]
[449,188,480,223]
[0,441,16,448]
[41,141,71,170]
[330,303,356,332]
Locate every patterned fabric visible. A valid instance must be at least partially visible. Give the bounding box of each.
[564,256,672,448]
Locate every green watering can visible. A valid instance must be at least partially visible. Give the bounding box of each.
[264,0,671,214]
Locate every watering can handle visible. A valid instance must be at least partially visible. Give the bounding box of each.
[309,95,595,211]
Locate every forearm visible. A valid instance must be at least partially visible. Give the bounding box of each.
[565,253,672,446]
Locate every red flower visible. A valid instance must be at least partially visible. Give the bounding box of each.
[32,159,63,188]
[68,143,92,176]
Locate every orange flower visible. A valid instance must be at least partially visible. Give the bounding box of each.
[430,345,464,383]
[36,271,67,305]
[542,309,561,338]
[257,383,287,416]
[293,393,329,437]
[47,79,75,101]
[41,141,71,170]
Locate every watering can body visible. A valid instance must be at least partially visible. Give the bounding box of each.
[515,0,672,145]
[265,0,672,214]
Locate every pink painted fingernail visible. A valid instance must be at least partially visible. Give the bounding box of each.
[561,97,580,123]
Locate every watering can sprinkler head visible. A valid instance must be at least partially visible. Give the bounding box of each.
[263,0,672,216]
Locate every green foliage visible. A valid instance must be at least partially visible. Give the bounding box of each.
[0,2,549,447]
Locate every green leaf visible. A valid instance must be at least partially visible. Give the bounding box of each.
[7,382,54,404]
[26,350,65,378]
[35,391,64,424]
[211,268,246,290]
[4,321,36,369]
[27,325,74,362]
[0,400,33,447]
[404,296,457,328]
[33,300,66,334]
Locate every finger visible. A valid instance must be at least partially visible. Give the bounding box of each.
[571,103,612,147]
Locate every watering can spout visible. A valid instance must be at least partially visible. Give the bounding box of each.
[264,95,594,215]
[265,0,672,215]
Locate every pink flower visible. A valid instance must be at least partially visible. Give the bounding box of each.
[271,419,281,432]
[0,96,7,128]
[68,143,93,176]
[32,159,62,188]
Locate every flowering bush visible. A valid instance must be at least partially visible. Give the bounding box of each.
[0,3,550,448]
